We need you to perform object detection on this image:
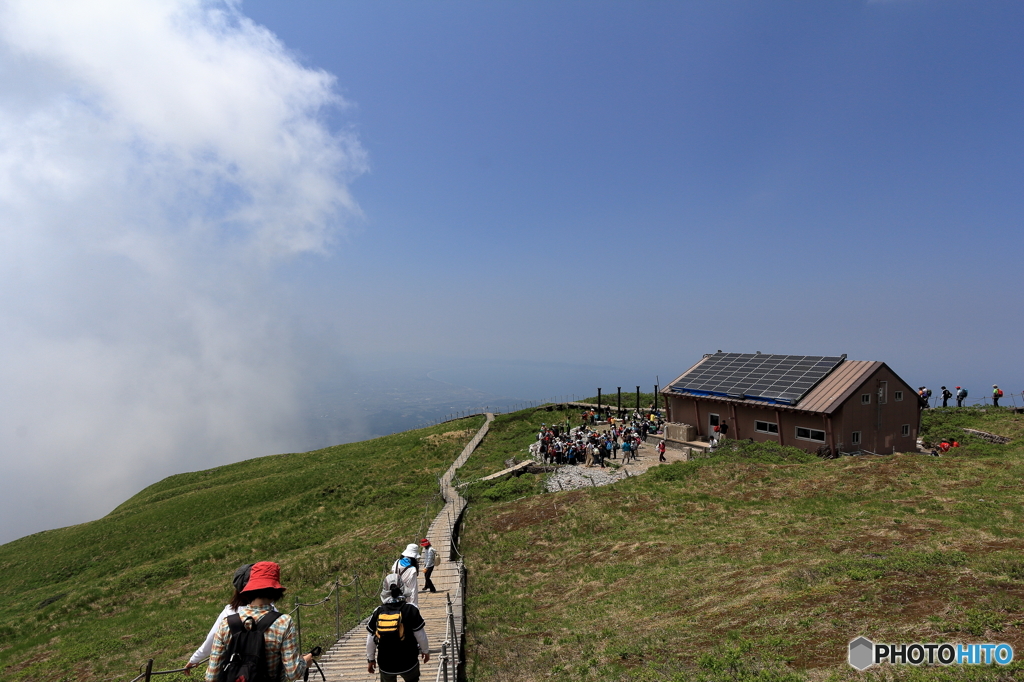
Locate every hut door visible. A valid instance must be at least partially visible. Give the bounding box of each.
[709,413,720,436]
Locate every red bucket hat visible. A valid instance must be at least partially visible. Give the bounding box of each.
[241,561,285,593]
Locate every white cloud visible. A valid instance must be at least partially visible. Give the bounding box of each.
[0,0,366,543]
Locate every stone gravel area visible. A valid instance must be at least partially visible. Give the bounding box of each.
[529,434,693,492]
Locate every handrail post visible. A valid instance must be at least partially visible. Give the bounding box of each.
[354,574,360,625]
[144,659,153,682]
[445,592,456,679]
[294,598,302,654]
[335,577,341,640]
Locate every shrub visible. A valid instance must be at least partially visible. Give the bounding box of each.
[711,440,818,464]
[649,461,703,482]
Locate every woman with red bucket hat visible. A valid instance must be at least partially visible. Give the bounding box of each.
[204,561,313,681]
[419,539,438,594]
[184,563,281,674]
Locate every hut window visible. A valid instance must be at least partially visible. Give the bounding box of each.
[861,393,871,404]
[902,424,910,437]
[755,421,779,434]
[796,427,826,442]
[894,391,903,401]
[851,431,861,445]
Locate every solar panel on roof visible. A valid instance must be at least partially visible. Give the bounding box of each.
[668,353,845,405]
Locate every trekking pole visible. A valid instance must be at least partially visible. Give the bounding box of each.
[302,646,325,682]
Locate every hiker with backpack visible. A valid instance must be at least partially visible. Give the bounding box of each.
[956,386,967,407]
[204,561,313,681]
[941,386,952,408]
[184,563,280,674]
[367,573,429,681]
[993,385,1003,407]
[391,544,420,607]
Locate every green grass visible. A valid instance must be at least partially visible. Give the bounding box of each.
[461,408,1024,681]
[919,406,1024,453]
[8,403,1024,681]
[0,416,484,681]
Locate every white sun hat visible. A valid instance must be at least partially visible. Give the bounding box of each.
[402,543,420,558]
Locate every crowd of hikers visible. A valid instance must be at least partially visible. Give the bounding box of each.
[186,540,439,682]
[536,408,667,467]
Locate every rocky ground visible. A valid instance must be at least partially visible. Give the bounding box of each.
[527,432,693,492]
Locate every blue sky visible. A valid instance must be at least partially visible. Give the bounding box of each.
[1,0,1021,542]
[252,0,1023,375]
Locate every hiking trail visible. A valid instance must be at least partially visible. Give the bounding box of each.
[316,413,493,681]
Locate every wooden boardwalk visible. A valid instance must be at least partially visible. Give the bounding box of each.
[475,459,531,482]
[317,414,493,681]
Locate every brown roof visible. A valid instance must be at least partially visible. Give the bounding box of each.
[795,361,882,413]
[660,358,887,415]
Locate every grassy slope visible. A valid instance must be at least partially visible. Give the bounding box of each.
[462,407,1024,681]
[0,416,484,682]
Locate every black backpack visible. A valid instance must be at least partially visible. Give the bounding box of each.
[219,611,285,682]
